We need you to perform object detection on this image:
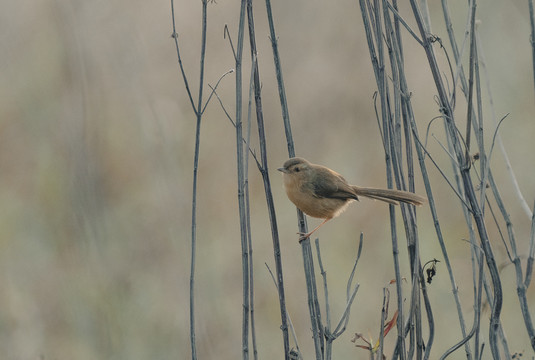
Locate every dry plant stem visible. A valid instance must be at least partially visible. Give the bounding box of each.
[383,6,433,356]
[245,53,258,360]
[363,1,436,357]
[265,264,302,358]
[314,239,331,350]
[442,0,532,218]
[526,202,535,289]
[412,123,472,360]
[443,0,515,354]
[530,0,535,100]
[463,0,476,163]
[234,0,250,358]
[464,9,505,355]
[378,288,388,360]
[487,173,535,351]
[265,0,313,250]
[478,51,531,220]
[439,252,484,360]
[439,4,487,358]
[264,0,324,358]
[170,1,209,358]
[302,239,324,360]
[408,1,503,358]
[246,1,290,357]
[315,239,333,360]
[264,0,293,156]
[170,0,196,113]
[389,26,472,360]
[201,69,235,115]
[476,44,527,217]
[387,7,437,354]
[359,1,407,357]
[316,235,362,360]
[338,235,363,338]
[474,41,488,212]
[208,83,261,166]
[383,1,423,46]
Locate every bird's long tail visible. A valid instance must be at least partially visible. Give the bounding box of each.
[353,186,426,206]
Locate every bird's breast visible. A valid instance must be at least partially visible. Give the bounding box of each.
[283,176,351,219]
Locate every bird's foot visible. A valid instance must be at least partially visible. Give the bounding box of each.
[297,231,311,242]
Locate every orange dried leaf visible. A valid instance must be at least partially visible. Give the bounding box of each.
[383,310,398,337]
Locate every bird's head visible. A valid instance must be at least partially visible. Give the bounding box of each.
[277,157,314,190]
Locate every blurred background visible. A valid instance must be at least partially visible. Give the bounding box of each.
[1,0,535,359]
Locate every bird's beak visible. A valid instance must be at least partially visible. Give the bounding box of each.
[277,167,288,173]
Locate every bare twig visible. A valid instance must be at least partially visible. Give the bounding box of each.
[526,202,535,289]
[207,83,261,167]
[201,69,234,115]
[170,0,210,358]
[408,0,505,357]
[245,53,258,360]
[314,238,331,337]
[234,0,250,358]
[265,264,302,359]
[333,235,363,337]
[359,2,408,357]
[265,0,293,156]
[316,235,362,360]
[246,0,290,357]
[439,249,484,360]
[529,0,535,101]
[302,239,324,360]
[486,171,535,352]
[314,239,332,360]
[383,1,423,46]
[170,0,197,114]
[475,35,532,219]
[464,0,476,165]
[264,0,324,358]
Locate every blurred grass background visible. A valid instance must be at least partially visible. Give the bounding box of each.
[1,0,535,359]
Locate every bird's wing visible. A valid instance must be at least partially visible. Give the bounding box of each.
[309,167,359,200]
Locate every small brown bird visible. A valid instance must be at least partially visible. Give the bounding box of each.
[278,157,426,241]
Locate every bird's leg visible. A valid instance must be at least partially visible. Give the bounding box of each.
[298,218,331,242]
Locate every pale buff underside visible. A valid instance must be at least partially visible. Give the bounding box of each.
[283,172,354,219]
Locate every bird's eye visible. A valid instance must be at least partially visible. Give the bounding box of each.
[294,167,300,172]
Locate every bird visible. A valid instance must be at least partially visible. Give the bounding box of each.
[278,157,426,241]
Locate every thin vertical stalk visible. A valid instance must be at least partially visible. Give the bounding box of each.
[439,253,484,360]
[245,52,258,360]
[170,0,197,113]
[529,0,535,101]
[385,6,437,357]
[486,173,535,352]
[264,0,323,358]
[265,0,293,156]
[246,0,290,358]
[302,239,324,360]
[526,202,535,289]
[464,0,476,163]
[382,5,431,357]
[195,2,209,354]
[317,236,362,360]
[360,0,407,356]
[189,109,200,360]
[408,0,504,357]
[189,91,200,360]
[170,0,209,358]
[443,0,532,218]
[235,0,249,358]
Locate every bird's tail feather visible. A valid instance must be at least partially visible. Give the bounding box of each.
[353,186,426,206]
